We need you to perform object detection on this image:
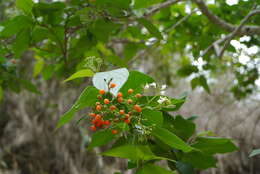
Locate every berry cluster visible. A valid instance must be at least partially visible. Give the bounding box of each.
[88,83,143,135]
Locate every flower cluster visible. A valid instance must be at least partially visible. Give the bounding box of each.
[88,83,143,134]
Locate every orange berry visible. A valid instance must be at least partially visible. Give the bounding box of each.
[90,125,96,131]
[110,83,116,88]
[95,114,102,120]
[89,113,96,117]
[110,105,116,111]
[92,119,97,124]
[117,92,123,98]
[128,88,134,94]
[97,95,102,100]
[96,120,103,127]
[117,97,123,103]
[96,105,102,111]
[104,120,110,125]
[124,119,130,124]
[125,114,130,119]
[99,89,105,95]
[134,105,142,112]
[96,102,101,105]
[104,98,110,104]
[127,99,133,104]
[119,110,125,115]
[135,93,142,98]
[112,129,118,134]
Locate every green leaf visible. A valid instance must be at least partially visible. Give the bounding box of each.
[138,18,163,40]
[20,79,41,94]
[120,71,154,96]
[192,137,238,155]
[33,57,45,77]
[0,86,3,102]
[42,65,54,80]
[191,76,210,93]
[181,151,217,169]
[199,76,210,93]
[63,69,94,82]
[142,109,163,127]
[152,127,193,153]
[168,115,196,141]
[177,65,198,77]
[106,55,127,67]
[16,0,34,15]
[56,86,99,129]
[13,29,31,58]
[176,161,195,174]
[134,0,163,8]
[31,26,49,43]
[89,19,121,42]
[162,96,186,111]
[102,145,157,161]
[136,164,176,174]
[250,149,260,157]
[88,129,116,149]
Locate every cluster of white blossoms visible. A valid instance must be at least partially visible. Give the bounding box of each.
[144,83,169,104]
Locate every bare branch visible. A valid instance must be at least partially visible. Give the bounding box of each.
[218,9,260,58]
[193,0,260,35]
[144,0,183,17]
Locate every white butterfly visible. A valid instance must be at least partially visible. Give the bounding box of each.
[92,68,129,96]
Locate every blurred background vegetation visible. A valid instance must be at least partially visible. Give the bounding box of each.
[0,0,260,173]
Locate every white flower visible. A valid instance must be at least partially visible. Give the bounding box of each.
[160,91,166,95]
[144,83,150,89]
[161,84,167,90]
[157,96,168,104]
[150,82,157,88]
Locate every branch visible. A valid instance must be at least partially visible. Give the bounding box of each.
[144,0,183,17]
[193,0,260,35]
[218,9,260,58]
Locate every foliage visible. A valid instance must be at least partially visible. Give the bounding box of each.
[57,68,237,173]
[0,0,260,100]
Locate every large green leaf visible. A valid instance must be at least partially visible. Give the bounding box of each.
[176,161,195,174]
[181,151,217,169]
[33,57,45,77]
[13,29,31,58]
[138,18,163,40]
[171,115,196,141]
[120,71,154,96]
[136,164,176,174]
[56,86,99,129]
[192,137,238,155]
[250,149,260,157]
[152,127,193,153]
[89,19,121,42]
[142,109,163,127]
[88,129,116,149]
[0,15,32,38]
[16,0,34,15]
[63,69,94,82]
[102,145,158,161]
